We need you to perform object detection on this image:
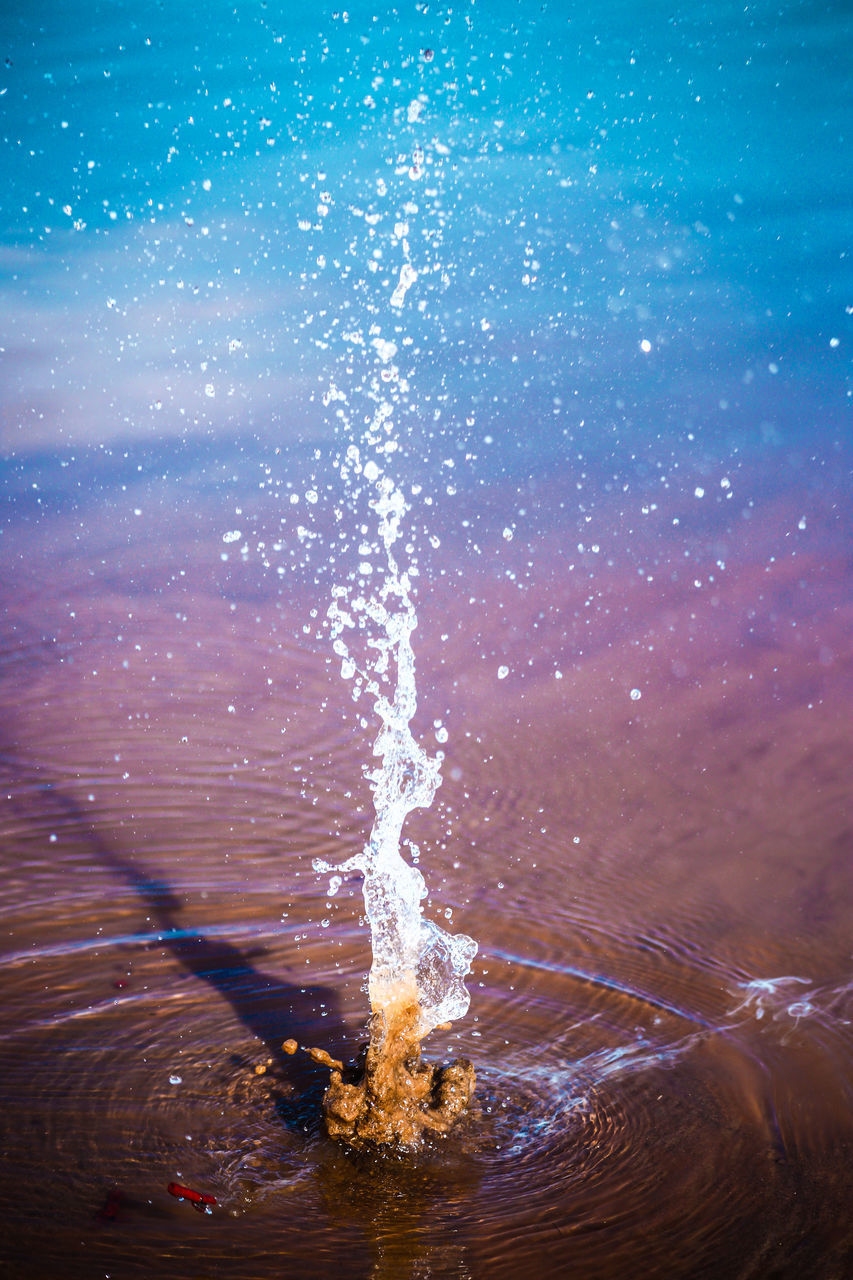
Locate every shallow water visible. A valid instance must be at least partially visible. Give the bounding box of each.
[2,0,852,1275]
[2,451,851,1278]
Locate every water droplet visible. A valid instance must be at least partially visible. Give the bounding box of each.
[497,665,509,680]
[629,688,642,701]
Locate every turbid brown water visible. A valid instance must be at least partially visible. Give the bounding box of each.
[289,990,476,1148]
[1,446,851,1278]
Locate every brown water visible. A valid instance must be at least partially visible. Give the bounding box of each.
[1,451,851,1279]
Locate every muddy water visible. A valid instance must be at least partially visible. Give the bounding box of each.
[1,448,851,1279]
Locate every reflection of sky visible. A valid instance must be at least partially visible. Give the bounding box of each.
[1,0,850,476]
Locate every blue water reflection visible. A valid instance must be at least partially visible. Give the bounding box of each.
[2,0,849,480]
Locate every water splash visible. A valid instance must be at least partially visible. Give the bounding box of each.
[312,129,477,1045]
[316,464,477,1035]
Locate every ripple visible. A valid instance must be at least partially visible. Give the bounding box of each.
[2,466,853,1277]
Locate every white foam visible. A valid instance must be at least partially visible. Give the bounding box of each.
[316,145,477,1035]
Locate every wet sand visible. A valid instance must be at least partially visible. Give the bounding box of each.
[0,445,851,1278]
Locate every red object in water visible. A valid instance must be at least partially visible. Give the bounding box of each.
[96,1189,124,1221]
[167,1181,216,1213]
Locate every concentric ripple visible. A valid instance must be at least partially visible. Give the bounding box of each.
[2,466,852,1278]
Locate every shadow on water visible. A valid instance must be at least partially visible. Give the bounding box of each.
[6,763,480,1276]
[15,764,347,1130]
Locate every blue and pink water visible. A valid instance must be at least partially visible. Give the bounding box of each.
[1,1,851,1276]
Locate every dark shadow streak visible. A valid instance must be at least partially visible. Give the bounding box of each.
[23,770,348,1131]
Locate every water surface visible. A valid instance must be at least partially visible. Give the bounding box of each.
[1,1,852,1276]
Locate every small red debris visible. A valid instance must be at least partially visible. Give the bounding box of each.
[96,1189,125,1222]
[167,1181,216,1214]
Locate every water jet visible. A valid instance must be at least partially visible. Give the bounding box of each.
[312,465,477,1148]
